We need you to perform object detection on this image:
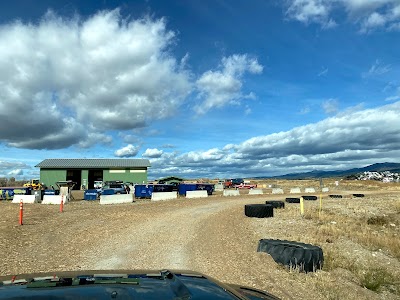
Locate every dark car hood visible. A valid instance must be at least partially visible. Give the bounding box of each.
[0,269,279,300]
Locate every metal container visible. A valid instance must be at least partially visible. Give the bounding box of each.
[84,189,98,200]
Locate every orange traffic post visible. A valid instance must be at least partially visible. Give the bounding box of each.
[60,195,64,213]
[19,200,23,225]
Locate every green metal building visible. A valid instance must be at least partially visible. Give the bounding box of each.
[35,159,151,190]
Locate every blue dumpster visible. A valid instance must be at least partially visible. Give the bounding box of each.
[44,189,59,195]
[134,185,154,198]
[178,183,215,196]
[84,189,98,200]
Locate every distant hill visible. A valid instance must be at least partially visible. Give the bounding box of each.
[256,162,400,179]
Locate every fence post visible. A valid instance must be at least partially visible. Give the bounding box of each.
[19,200,23,225]
[60,194,64,213]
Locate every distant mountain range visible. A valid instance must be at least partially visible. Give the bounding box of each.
[257,162,400,179]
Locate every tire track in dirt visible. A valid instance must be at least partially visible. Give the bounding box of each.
[87,201,235,270]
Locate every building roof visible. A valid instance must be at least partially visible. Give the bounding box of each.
[35,159,151,169]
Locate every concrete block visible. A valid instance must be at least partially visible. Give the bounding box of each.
[290,188,301,193]
[249,189,263,195]
[305,188,316,193]
[322,187,329,192]
[12,195,39,204]
[272,188,284,194]
[223,190,240,196]
[151,192,177,201]
[186,190,208,198]
[42,195,67,205]
[100,194,133,205]
[214,183,224,191]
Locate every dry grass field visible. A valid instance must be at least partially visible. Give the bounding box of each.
[0,179,399,299]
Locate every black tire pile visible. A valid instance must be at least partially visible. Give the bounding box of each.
[265,200,285,209]
[353,193,365,198]
[285,197,300,203]
[329,194,342,198]
[244,198,324,273]
[257,239,324,273]
[244,204,274,218]
[302,195,318,201]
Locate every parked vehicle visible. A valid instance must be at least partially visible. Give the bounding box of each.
[0,269,279,299]
[101,183,127,194]
[224,178,244,188]
[23,179,44,190]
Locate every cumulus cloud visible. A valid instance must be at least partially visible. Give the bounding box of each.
[195,54,263,114]
[114,144,139,157]
[0,9,191,149]
[148,102,400,178]
[285,0,336,28]
[285,0,400,32]
[8,169,23,176]
[0,161,30,170]
[142,148,163,158]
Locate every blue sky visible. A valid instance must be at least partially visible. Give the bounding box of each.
[0,0,399,180]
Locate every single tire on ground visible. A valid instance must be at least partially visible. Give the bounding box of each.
[244,204,273,218]
[285,197,300,203]
[329,194,342,198]
[257,239,324,272]
[265,200,285,209]
[302,195,318,201]
[353,194,365,198]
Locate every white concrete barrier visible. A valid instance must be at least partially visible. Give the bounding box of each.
[290,188,301,193]
[42,195,67,205]
[214,183,224,191]
[186,190,208,198]
[100,194,133,205]
[322,187,329,192]
[249,189,263,195]
[305,188,316,193]
[272,188,284,194]
[151,192,178,201]
[12,195,39,204]
[223,190,240,196]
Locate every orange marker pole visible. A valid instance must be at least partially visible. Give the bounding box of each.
[19,200,23,225]
[60,195,64,213]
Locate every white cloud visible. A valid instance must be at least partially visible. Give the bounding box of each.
[285,0,336,27]
[321,98,339,114]
[0,9,191,149]
[386,95,400,101]
[299,107,311,114]
[195,54,263,114]
[114,144,140,157]
[142,148,164,158]
[8,169,23,176]
[362,59,391,78]
[285,0,400,32]
[317,67,328,77]
[147,101,400,178]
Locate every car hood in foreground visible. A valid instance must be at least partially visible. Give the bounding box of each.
[0,269,279,300]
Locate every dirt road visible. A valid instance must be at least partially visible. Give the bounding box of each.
[1,191,399,299]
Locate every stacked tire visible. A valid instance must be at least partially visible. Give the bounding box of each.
[257,239,324,272]
[353,194,365,198]
[302,195,317,201]
[245,204,273,218]
[265,200,285,209]
[285,197,300,203]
